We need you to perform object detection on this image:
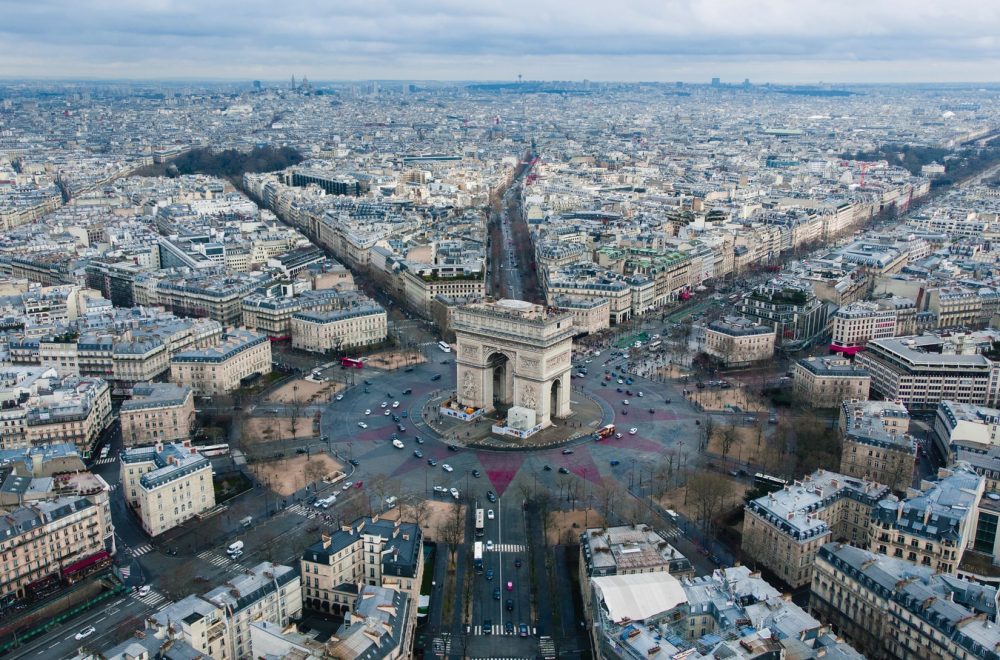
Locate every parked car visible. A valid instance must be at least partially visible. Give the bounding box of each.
[433,485,447,495]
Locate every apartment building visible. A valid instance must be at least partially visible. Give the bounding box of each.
[927,285,984,329]
[839,399,916,493]
[870,464,985,574]
[829,300,899,355]
[399,268,485,317]
[742,469,889,588]
[856,333,999,413]
[553,295,610,336]
[736,278,828,349]
[0,369,114,454]
[579,524,693,579]
[241,288,343,338]
[585,564,861,660]
[120,382,195,446]
[170,328,271,396]
[291,303,387,353]
[120,441,216,537]
[701,316,775,368]
[0,494,115,602]
[545,269,633,325]
[811,543,1000,660]
[792,356,871,407]
[300,516,422,656]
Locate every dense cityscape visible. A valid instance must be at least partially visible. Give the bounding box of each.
[4,46,1000,660]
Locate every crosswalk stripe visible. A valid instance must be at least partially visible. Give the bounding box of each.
[473,625,525,636]
[130,544,154,557]
[486,543,525,553]
[92,457,118,465]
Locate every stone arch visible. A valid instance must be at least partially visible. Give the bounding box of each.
[486,351,513,407]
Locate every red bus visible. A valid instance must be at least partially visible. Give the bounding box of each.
[597,424,616,439]
[340,357,364,369]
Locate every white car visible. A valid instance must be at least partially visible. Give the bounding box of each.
[392,439,405,449]
[487,509,495,520]
[629,428,638,435]
[384,410,391,416]
[637,391,643,397]
[358,422,368,429]
[342,481,353,490]
[365,409,371,415]
[442,463,454,472]
[449,487,460,499]
[75,625,96,641]
[137,585,151,597]
[486,540,495,550]
[622,400,630,405]
[381,402,388,408]
[617,379,624,384]
[335,394,344,401]
[392,401,400,408]
[615,432,623,439]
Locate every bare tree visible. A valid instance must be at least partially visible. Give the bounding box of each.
[720,421,739,465]
[688,472,734,534]
[303,458,326,486]
[442,502,465,563]
[289,384,300,437]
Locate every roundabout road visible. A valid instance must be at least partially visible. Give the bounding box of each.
[318,346,705,502]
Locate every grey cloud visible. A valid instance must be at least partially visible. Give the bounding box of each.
[0,0,998,81]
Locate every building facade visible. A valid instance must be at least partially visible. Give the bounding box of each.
[792,356,871,407]
[701,316,776,368]
[120,441,216,537]
[170,329,272,396]
[120,382,196,446]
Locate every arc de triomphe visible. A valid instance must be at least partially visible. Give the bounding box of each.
[452,299,573,428]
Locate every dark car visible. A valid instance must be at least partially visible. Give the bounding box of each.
[401,411,409,417]
[505,598,514,612]
[447,444,458,452]
[486,490,497,502]
[295,448,307,454]
[427,458,438,466]
[505,620,514,634]
[665,398,672,404]
[543,465,552,471]
[514,558,522,568]
[472,469,481,478]
[415,436,424,444]
[483,619,492,635]
[397,425,406,432]
[486,568,494,580]
[349,459,360,467]
[561,448,573,454]
[621,409,628,415]
[402,388,412,395]
[414,450,423,458]
[558,467,570,474]
[649,408,655,413]
[493,587,501,600]
[519,623,529,637]
[610,460,620,466]
[404,367,413,372]
[431,374,442,381]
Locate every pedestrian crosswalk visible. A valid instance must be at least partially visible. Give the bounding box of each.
[197,550,234,567]
[119,566,131,579]
[93,456,117,465]
[108,483,120,492]
[659,527,682,540]
[287,503,318,518]
[486,543,525,553]
[134,588,168,608]
[473,624,537,636]
[130,544,154,557]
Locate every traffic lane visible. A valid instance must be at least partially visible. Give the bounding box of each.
[14,595,150,660]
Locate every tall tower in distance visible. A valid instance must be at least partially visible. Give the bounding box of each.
[518,73,523,85]
[291,74,296,90]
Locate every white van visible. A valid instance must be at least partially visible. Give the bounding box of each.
[227,540,244,555]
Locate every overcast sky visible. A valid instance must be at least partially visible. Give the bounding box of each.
[1,0,998,83]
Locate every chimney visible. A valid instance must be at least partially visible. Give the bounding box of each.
[321,533,331,550]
